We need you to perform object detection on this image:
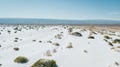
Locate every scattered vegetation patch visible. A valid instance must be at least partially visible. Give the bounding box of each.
[52,42,59,46]
[14,31,17,33]
[32,40,36,42]
[115,62,119,66]
[14,56,28,63]
[13,47,19,51]
[104,35,111,39]
[68,27,73,33]
[14,27,19,30]
[7,30,11,34]
[31,59,57,67]
[84,50,88,53]
[108,42,113,46]
[88,36,94,39]
[54,34,63,39]
[39,40,42,43]
[47,40,52,43]
[0,64,2,66]
[104,39,108,42]
[66,42,73,48]
[71,32,82,37]
[117,45,120,48]
[14,40,18,42]
[15,37,19,40]
[113,39,120,43]
[91,31,97,35]
[53,49,57,53]
[45,50,52,56]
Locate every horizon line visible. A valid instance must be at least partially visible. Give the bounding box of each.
[0,17,120,21]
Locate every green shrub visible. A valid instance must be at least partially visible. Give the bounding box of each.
[88,36,94,39]
[52,42,59,46]
[104,36,111,39]
[13,47,19,51]
[113,39,120,43]
[104,39,108,42]
[31,59,57,67]
[108,42,113,46]
[68,27,73,33]
[71,32,82,37]
[14,56,28,63]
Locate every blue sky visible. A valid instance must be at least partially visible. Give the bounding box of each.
[0,0,120,20]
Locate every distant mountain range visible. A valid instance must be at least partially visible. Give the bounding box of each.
[0,18,120,24]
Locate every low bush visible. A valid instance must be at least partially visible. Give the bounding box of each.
[84,50,88,53]
[117,45,120,48]
[45,50,52,56]
[31,59,57,67]
[32,40,36,42]
[108,42,113,46]
[13,47,19,51]
[14,56,28,63]
[71,32,82,37]
[0,64,2,66]
[88,36,94,39]
[52,42,59,46]
[104,36,111,39]
[68,27,73,33]
[66,42,73,48]
[14,40,18,42]
[113,39,120,43]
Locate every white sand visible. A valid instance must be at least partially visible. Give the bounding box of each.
[0,25,120,67]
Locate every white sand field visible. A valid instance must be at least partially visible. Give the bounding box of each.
[0,25,120,67]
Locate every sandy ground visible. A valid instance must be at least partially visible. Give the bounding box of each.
[0,24,120,67]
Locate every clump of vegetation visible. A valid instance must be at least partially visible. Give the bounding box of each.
[104,35,111,39]
[66,42,73,48]
[104,39,108,42]
[91,31,97,35]
[15,37,19,40]
[13,47,19,51]
[0,64,2,66]
[117,45,120,48]
[115,62,119,66]
[108,42,113,46]
[88,36,94,39]
[14,31,17,33]
[39,40,42,43]
[54,34,63,39]
[45,50,52,56]
[68,27,73,33]
[71,32,82,37]
[84,50,88,53]
[7,30,11,34]
[31,59,57,67]
[14,27,19,30]
[32,40,36,42]
[14,56,28,63]
[47,40,52,43]
[52,42,59,46]
[14,40,18,42]
[112,39,120,43]
[53,49,57,53]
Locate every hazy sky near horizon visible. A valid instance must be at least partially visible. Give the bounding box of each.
[0,0,120,20]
